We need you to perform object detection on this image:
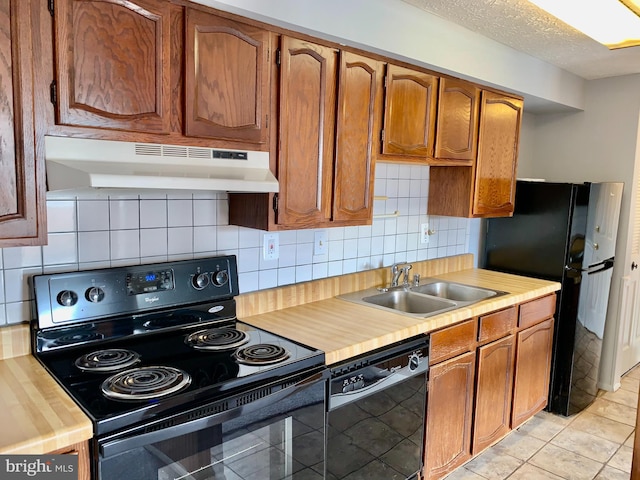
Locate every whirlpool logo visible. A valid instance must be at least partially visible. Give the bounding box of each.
[144,296,160,304]
[1,455,77,479]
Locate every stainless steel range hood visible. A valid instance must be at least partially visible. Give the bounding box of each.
[44,136,279,193]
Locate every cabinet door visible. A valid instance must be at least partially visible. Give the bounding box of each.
[434,78,479,163]
[381,64,437,158]
[0,0,46,247]
[473,334,516,454]
[424,351,476,480]
[49,441,90,480]
[512,318,554,428]
[473,91,523,217]
[333,51,383,224]
[53,0,171,133]
[185,9,270,144]
[276,37,337,227]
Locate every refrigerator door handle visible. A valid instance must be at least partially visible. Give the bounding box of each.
[564,257,615,275]
[584,257,615,275]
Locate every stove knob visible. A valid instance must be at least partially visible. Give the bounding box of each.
[86,287,105,303]
[191,273,210,290]
[57,290,78,307]
[212,270,229,287]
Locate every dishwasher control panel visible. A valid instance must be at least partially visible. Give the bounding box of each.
[329,336,428,398]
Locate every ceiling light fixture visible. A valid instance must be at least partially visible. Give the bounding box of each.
[527,0,640,49]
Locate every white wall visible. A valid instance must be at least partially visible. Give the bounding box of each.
[195,0,585,113]
[518,74,640,389]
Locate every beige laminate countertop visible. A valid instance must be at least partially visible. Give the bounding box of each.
[243,268,561,365]
[0,352,93,454]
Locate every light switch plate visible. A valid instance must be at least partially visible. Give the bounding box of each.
[263,233,279,260]
[314,231,328,255]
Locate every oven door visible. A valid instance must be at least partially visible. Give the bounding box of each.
[97,369,327,480]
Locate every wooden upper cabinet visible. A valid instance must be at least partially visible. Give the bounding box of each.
[185,9,271,143]
[333,51,383,224]
[0,0,46,247]
[428,90,523,218]
[473,91,523,217]
[276,36,337,227]
[434,78,479,163]
[381,64,438,159]
[52,0,171,133]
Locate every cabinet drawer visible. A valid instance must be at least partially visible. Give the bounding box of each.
[478,307,517,343]
[518,294,556,329]
[430,319,477,365]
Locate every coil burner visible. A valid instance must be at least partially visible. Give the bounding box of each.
[185,328,249,351]
[75,349,141,373]
[101,366,191,401]
[233,344,290,366]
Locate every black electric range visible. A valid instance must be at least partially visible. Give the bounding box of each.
[30,256,325,437]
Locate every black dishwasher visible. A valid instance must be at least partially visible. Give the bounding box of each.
[326,336,429,480]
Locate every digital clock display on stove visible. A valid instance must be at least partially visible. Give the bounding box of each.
[126,269,175,295]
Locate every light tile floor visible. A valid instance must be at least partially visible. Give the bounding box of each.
[445,365,640,480]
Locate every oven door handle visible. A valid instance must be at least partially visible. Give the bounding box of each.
[100,370,326,459]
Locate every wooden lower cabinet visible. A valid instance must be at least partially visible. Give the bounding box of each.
[511,317,555,428]
[423,296,556,479]
[424,351,476,480]
[472,334,516,454]
[49,441,91,480]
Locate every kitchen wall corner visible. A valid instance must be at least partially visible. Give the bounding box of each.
[0,163,477,326]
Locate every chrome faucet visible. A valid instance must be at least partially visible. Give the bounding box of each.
[390,263,413,288]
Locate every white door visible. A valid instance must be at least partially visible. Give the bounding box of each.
[617,172,640,376]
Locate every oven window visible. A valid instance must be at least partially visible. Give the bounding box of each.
[99,381,325,480]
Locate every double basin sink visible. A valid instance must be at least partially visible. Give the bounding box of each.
[337,280,508,318]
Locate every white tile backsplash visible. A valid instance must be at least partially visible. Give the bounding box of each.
[110,199,140,229]
[47,200,77,232]
[78,231,110,263]
[77,199,110,231]
[140,199,168,228]
[168,227,193,254]
[2,245,42,269]
[110,230,140,260]
[43,232,78,265]
[168,199,193,227]
[0,164,477,322]
[140,228,168,257]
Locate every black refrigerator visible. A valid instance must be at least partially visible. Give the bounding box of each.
[483,180,623,416]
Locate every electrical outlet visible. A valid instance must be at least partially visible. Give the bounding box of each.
[314,231,328,255]
[263,233,279,260]
[420,223,430,245]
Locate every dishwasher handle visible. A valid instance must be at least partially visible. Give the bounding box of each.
[329,356,428,411]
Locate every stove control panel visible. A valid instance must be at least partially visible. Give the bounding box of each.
[33,255,240,329]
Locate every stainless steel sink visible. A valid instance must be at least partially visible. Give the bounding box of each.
[411,281,503,302]
[363,290,457,315]
[337,279,507,318]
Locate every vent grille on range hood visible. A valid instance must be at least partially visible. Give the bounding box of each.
[44,136,279,193]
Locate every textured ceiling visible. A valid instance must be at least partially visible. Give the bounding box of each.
[401,0,640,80]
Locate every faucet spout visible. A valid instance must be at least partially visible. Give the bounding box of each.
[390,262,412,288]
